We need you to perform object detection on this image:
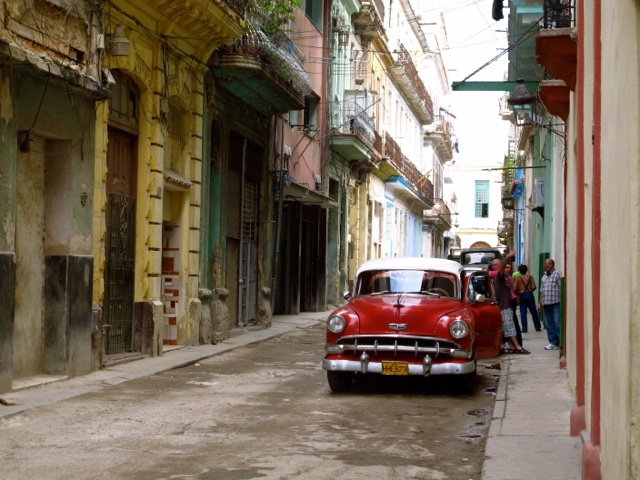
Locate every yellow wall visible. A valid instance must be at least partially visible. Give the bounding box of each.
[93,0,241,345]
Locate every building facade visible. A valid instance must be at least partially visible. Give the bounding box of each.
[0,0,457,393]
[95,0,245,359]
[0,0,110,393]
[503,0,640,477]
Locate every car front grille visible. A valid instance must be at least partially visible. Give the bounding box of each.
[330,334,464,359]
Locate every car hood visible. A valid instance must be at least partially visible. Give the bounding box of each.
[349,294,462,335]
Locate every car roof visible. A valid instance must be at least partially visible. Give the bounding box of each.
[356,257,464,277]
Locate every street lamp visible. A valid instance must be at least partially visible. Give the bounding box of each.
[507,78,536,126]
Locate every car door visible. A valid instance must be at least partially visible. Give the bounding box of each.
[464,270,502,359]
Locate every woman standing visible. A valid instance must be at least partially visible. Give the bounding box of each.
[505,263,524,347]
[514,264,542,333]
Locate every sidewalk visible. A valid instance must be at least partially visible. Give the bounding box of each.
[0,311,328,419]
[481,329,582,479]
[0,311,582,479]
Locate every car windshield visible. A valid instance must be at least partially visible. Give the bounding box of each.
[462,251,499,265]
[354,269,458,298]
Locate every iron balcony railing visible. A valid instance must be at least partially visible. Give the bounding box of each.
[383,132,434,202]
[220,15,312,97]
[394,43,434,119]
[429,115,453,137]
[330,102,376,149]
[425,115,455,160]
[424,198,452,230]
[497,219,514,239]
[543,0,575,29]
[223,0,249,17]
[363,0,385,23]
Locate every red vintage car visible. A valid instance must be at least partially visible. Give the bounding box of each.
[322,257,503,392]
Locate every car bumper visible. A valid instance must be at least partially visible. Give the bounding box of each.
[322,355,475,376]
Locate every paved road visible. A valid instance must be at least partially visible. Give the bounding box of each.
[0,322,499,480]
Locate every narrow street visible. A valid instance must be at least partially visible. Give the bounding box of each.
[0,323,499,480]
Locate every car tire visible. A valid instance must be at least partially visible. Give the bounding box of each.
[454,369,477,394]
[327,371,354,393]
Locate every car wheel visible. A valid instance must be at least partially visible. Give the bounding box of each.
[454,369,477,394]
[327,371,354,393]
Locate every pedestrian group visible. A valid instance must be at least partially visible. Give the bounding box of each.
[487,252,563,354]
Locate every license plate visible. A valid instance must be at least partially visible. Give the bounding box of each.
[382,362,409,375]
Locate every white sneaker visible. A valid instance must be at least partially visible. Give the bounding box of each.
[544,344,559,350]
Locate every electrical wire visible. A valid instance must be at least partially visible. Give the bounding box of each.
[457,15,543,84]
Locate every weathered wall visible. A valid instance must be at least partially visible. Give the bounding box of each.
[598,2,638,478]
[4,63,97,381]
[14,135,46,377]
[0,253,15,391]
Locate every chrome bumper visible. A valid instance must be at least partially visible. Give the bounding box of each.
[322,354,475,376]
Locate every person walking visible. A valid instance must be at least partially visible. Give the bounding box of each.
[491,251,529,354]
[537,258,562,350]
[514,264,542,333]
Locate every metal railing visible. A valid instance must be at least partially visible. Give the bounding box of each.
[362,0,385,24]
[330,103,376,149]
[220,18,312,97]
[497,219,514,239]
[425,115,455,159]
[424,198,452,227]
[223,0,249,16]
[427,115,452,137]
[543,0,575,29]
[383,132,434,202]
[394,44,434,118]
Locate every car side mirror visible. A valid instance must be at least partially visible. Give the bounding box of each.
[475,293,487,303]
[343,291,352,300]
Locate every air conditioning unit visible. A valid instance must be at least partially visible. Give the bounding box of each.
[533,178,545,208]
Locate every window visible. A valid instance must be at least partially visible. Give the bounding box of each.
[474,180,490,218]
[289,109,301,126]
[304,0,322,29]
[303,94,319,136]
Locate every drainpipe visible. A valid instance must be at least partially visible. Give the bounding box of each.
[271,115,286,312]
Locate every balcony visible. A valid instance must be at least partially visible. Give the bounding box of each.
[423,198,452,232]
[497,219,514,240]
[537,79,570,121]
[536,0,577,91]
[154,0,246,40]
[330,91,380,177]
[222,0,249,16]
[387,44,434,125]
[210,19,312,117]
[379,132,434,207]
[424,115,454,162]
[353,0,386,43]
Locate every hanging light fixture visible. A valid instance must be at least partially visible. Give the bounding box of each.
[109,25,130,57]
[338,30,350,46]
[507,78,537,125]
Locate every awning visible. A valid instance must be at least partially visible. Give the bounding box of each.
[511,180,524,198]
[282,180,338,208]
[164,169,192,192]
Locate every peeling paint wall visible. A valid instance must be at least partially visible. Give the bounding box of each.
[14,135,46,377]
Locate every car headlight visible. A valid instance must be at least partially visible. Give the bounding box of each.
[327,315,346,333]
[449,319,469,339]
